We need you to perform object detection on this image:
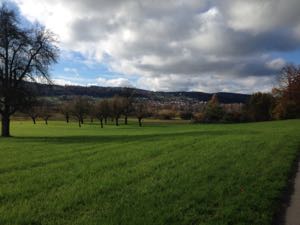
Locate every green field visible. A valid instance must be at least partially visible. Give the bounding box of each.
[0,120,300,225]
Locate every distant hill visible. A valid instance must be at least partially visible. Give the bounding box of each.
[32,83,250,104]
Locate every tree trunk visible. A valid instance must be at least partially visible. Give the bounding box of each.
[78,120,81,128]
[100,119,103,128]
[124,115,128,125]
[45,118,48,125]
[138,118,142,127]
[116,117,119,126]
[1,114,10,137]
[66,114,69,123]
[31,117,36,124]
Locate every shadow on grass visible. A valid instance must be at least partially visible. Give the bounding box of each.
[12,129,260,145]
[0,129,261,175]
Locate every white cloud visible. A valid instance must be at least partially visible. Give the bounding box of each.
[96,77,133,87]
[225,0,300,32]
[52,76,133,88]
[266,58,286,71]
[11,0,300,92]
[52,78,79,86]
[136,74,275,93]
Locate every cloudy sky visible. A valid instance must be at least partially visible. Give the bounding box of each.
[5,0,300,93]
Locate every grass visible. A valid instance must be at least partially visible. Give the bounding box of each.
[0,119,300,225]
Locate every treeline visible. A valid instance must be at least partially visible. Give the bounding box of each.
[19,65,300,126]
[246,64,300,121]
[20,94,150,127]
[28,83,250,104]
[19,95,242,126]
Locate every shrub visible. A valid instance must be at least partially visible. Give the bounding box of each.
[285,101,300,119]
[156,109,176,120]
[202,94,225,123]
[179,111,193,120]
[192,112,205,123]
[204,105,225,123]
[246,92,275,121]
[222,112,242,123]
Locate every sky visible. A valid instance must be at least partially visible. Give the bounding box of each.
[3,0,300,93]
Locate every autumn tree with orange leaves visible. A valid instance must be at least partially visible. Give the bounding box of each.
[272,65,300,119]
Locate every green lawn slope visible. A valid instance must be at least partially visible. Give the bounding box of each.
[0,120,300,225]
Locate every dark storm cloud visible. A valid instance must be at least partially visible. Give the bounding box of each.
[137,55,280,77]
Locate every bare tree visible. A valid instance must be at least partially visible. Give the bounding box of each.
[134,102,149,127]
[88,98,96,123]
[60,102,71,123]
[110,96,124,126]
[26,105,39,124]
[121,97,132,125]
[69,96,90,127]
[28,109,39,124]
[20,96,39,124]
[0,5,58,136]
[94,100,111,128]
[100,99,110,125]
[39,99,53,125]
[120,88,135,125]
